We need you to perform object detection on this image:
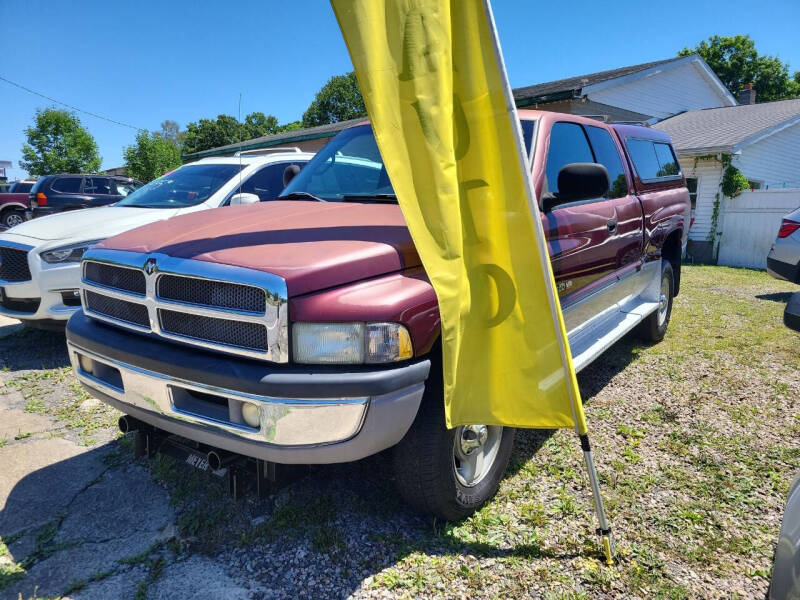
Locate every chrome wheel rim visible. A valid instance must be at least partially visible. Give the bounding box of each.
[657,273,670,326]
[453,425,502,487]
[5,213,23,228]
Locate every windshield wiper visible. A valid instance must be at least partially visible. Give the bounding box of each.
[341,193,397,203]
[279,191,325,202]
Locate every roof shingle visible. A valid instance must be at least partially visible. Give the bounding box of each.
[653,98,800,153]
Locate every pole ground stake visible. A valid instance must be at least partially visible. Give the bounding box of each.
[579,433,616,564]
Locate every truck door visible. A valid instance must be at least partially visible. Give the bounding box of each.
[540,121,643,313]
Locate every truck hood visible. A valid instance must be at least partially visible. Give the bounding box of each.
[99,201,420,296]
[5,206,181,242]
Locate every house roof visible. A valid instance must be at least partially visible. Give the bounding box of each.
[653,98,800,154]
[512,56,687,106]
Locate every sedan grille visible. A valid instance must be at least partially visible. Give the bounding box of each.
[0,246,31,282]
[157,274,265,313]
[159,309,268,352]
[84,262,146,295]
[85,290,150,328]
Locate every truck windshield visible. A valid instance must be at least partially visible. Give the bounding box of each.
[280,120,537,203]
[116,164,244,209]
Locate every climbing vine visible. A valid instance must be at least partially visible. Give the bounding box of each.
[692,153,749,259]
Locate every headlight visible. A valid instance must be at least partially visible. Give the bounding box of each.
[292,322,413,364]
[40,240,104,264]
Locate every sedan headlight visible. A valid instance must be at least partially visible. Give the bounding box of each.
[40,240,104,264]
[293,322,413,364]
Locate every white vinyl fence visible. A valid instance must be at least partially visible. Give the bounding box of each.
[717,189,800,269]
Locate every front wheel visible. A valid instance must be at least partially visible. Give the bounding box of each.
[392,368,515,521]
[637,259,674,342]
[1,209,25,229]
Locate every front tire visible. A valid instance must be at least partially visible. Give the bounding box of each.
[392,364,515,521]
[637,259,674,342]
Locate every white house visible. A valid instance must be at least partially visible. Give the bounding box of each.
[654,97,800,264]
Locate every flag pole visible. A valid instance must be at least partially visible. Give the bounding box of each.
[479,0,616,565]
[580,433,616,564]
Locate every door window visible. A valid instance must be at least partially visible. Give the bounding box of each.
[236,163,300,202]
[544,122,594,196]
[83,177,113,195]
[51,177,83,193]
[585,126,628,198]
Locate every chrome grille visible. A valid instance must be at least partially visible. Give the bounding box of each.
[157,274,265,313]
[85,290,149,327]
[84,261,146,295]
[159,309,268,351]
[79,249,289,362]
[0,246,31,282]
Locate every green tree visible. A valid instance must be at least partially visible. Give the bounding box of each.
[277,120,303,133]
[123,130,182,183]
[20,108,101,175]
[182,112,283,154]
[243,112,279,138]
[155,119,184,149]
[302,72,366,127]
[680,35,800,102]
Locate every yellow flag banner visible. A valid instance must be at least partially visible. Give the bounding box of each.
[331,0,587,432]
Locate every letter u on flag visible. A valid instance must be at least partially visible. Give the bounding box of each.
[331,0,587,433]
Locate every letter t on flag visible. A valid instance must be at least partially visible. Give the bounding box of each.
[332,0,615,562]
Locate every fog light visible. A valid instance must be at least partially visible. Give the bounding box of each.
[78,354,94,375]
[241,403,261,428]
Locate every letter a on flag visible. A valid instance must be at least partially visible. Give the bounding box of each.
[332,0,587,433]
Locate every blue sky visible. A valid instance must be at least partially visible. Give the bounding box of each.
[2,0,799,181]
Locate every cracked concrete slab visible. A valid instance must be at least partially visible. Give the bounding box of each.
[0,438,108,538]
[0,407,54,440]
[8,537,159,600]
[56,464,173,545]
[69,566,148,600]
[4,464,175,599]
[147,556,254,600]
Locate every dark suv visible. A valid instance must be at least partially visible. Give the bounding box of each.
[27,174,142,219]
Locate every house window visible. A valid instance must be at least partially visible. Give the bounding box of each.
[747,179,763,190]
[686,177,698,210]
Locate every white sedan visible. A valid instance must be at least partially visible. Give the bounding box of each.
[0,151,313,327]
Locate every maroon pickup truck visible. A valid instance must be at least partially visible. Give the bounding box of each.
[65,111,689,519]
[0,180,35,229]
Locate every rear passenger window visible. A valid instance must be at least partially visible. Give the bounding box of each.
[653,143,679,176]
[626,139,681,180]
[84,177,113,195]
[545,122,594,195]
[585,126,628,198]
[51,177,82,193]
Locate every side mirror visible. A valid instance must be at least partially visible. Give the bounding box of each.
[282,164,301,187]
[544,163,610,211]
[229,192,260,206]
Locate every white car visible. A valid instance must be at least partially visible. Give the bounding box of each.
[0,150,313,327]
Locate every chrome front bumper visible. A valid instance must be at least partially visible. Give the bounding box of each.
[65,318,429,464]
